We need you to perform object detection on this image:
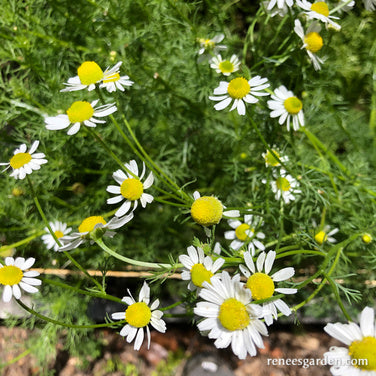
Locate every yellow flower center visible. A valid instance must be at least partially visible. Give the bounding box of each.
[120,178,144,201]
[66,101,94,123]
[310,2,329,17]
[125,302,152,328]
[264,149,281,167]
[190,263,214,287]
[0,265,23,286]
[362,234,372,244]
[54,230,64,239]
[227,77,250,99]
[78,216,106,233]
[284,97,303,115]
[246,272,275,300]
[10,153,32,169]
[199,38,215,48]
[314,230,328,245]
[276,177,291,192]
[77,61,104,85]
[348,336,376,371]
[235,223,251,241]
[103,72,120,83]
[219,298,250,331]
[218,60,234,74]
[191,196,223,227]
[304,32,324,53]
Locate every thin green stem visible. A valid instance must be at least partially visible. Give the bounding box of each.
[42,277,124,304]
[26,176,103,291]
[325,274,352,321]
[62,252,104,292]
[26,176,61,247]
[95,238,172,269]
[122,115,191,203]
[16,299,121,329]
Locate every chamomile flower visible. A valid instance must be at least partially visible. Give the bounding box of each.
[111,282,166,351]
[263,169,301,204]
[45,100,117,136]
[210,54,240,76]
[99,61,134,93]
[294,19,324,71]
[224,215,265,256]
[194,271,268,359]
[262,147,289,168]
[324,306,376,375]
[61,61,103,92]
[179,245,225,291]
[296,0,341,30]
[60,61,130,92]
[41,221,72,252]
[364,0,376,10]
[336,0,355,13]
[267,85,305,131]
[106,160,154,217]
[190,191,240,228]
[240,251,297,326]
[59,214,134,251]
[197,34,227,61]
[263,1,289,16]
[265,0,294,12]
[0,257,41,303]
[313,223,339,245]
[0,140,48,180]
[209,75,270,116]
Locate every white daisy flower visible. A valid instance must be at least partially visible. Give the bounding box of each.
[267,85,305,131]
[190,191,240,228]
[106,160,154,217]
[263,1,289,16]
[209,75,270,116]
[263,169,301,204]
[210,54,240,76]
[111,282,166,351]
[296,0,341,30]
[324,306,376,375]
[60,61,131,92]
[0,140,48,180]
[61,61,104,92]
[265,0,294,11]
[262,147,289,168]
[313,222,339,245]
[197,34,227,55]
[45,100,117,136]
[41,221,72,252]
[99,61,134,93]
[294,19,324,71]
[179,245,225,291]
[336,0,355,13]
[0,257,41,302]
[364,0,376,10]
[224,214,266,256]
[194,271,268,359]
[240,251,297,326]
[59,214,134,251]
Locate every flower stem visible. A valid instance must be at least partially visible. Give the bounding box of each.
[95,238,171,269]
[16,299,122,329]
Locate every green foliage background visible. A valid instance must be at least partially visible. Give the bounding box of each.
[0,0,375,373]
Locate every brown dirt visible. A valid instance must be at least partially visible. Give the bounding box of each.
[0,324,341,376]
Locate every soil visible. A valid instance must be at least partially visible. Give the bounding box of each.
[0,323,341,376]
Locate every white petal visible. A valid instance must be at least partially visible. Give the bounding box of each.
[272,267,295,282]
[3,285,13,302]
